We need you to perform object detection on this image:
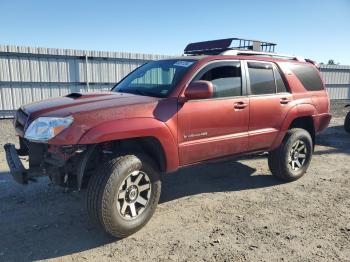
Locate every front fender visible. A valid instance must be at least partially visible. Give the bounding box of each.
[78,118,179,172]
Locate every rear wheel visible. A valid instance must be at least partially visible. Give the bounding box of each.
[344,112,350,133]
[86,154,161,238]
[268,128,313,181]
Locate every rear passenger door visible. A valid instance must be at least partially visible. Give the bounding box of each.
[244,61,293,151]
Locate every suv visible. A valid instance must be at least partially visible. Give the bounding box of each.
[4,38,331,238]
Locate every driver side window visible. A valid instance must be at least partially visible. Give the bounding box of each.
[195,61,242,98]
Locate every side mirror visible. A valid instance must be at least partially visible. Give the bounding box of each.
[184,80,214,100]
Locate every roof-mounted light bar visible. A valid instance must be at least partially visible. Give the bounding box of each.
[184,38,277,55]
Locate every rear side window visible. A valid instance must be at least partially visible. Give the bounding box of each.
[197,62,242,98]
[289,64,324,91]
[248,62,275,95]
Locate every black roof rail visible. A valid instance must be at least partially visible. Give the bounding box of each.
[221,50,305,62]
[184,38,277,55]
[305,58,320,69]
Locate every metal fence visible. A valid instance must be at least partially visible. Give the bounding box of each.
[0,45,170,118]
[319,64,350,100]
[0,44,349,118]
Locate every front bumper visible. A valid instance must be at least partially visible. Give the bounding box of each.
[4,143,45,184]
[4,143,29,184]
[4,141,89,186]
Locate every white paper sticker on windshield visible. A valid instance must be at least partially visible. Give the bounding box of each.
[174,61,194,67]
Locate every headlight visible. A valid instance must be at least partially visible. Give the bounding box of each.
[24,116,73,142]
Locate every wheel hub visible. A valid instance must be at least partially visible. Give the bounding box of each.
[292,151,299,160]
[126,186,139,202]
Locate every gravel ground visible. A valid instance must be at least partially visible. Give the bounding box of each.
[329,100,350,118]
[0,102,349,262]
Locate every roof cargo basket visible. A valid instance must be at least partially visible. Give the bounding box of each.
[184,38,277,55]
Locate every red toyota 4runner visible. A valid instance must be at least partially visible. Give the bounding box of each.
[4,38,332,238]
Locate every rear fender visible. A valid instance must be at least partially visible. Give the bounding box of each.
[78,118,179,172]
[271,104,317,150]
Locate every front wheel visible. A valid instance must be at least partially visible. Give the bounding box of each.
[344,111,350,133]
[268,128,313,181]
[86,154,161,238]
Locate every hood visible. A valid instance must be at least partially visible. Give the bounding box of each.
[23,92,161,120]
[19,91,179,145]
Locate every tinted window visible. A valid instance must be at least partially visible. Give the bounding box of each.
[198,63,242,98]
[248,62,276,95]
[289,64,324,91]
[273,65,288,93]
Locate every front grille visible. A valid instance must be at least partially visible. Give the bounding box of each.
[14,108,29,136]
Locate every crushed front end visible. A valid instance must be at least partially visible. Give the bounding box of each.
[4,138,88,187]
[4,108,93,189]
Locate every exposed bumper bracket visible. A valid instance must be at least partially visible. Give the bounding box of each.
[4,143,28,184]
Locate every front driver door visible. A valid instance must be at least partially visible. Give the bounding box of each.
[177,61,249,165]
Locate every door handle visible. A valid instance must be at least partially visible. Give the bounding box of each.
[234,101,248,110]
[280,97,291,104]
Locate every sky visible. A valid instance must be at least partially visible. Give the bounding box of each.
[0,0,349,64]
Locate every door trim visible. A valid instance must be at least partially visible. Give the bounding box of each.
[179,130,249,147]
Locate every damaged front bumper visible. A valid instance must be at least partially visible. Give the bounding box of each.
[4,139,95,190]
[4,143,42,184]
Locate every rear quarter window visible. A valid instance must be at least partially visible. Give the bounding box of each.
[289,64,324,91]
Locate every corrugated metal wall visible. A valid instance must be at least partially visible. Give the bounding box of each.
[0,44,349,118]
[0,45,171,118]
[319,64,350,100]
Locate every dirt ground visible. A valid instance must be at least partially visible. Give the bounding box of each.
[0,102,349,262]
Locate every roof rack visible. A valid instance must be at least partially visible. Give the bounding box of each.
[183,38,305,62]
[184,38,276,55]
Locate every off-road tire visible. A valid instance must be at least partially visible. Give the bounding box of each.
[86,154,161,238]
[268,128,313,181]
[344,112,350,133]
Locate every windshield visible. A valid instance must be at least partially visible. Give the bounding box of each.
[112,59,196,98]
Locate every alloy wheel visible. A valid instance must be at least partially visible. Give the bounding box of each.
[288,140,307,171]
[117,170,151,220]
